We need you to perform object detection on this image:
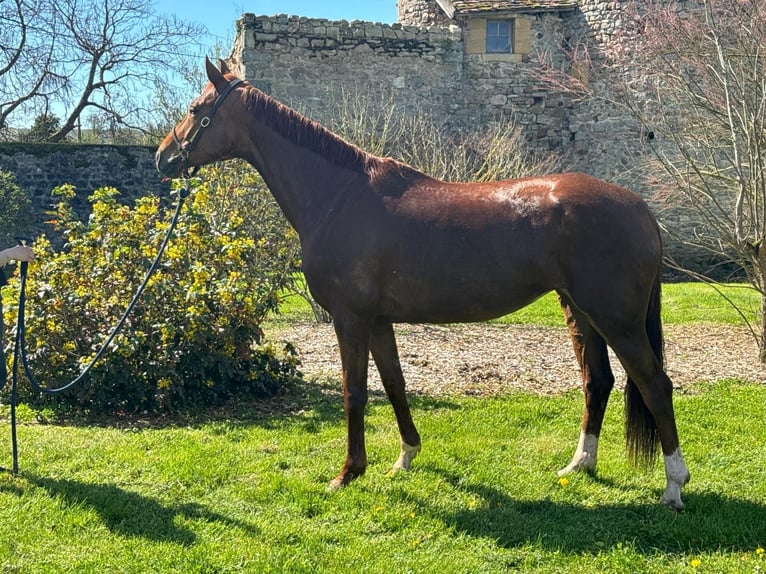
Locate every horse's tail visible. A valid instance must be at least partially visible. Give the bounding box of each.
[624,266,663,467]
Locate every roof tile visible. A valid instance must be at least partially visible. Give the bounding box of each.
[450,0,579,14]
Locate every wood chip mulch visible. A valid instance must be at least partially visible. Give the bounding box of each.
[267,322,765,397]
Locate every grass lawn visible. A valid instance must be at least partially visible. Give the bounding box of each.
[0,382,765,573]
[493,282,762,326]
[273,282,763,327]
[0,282,764,572]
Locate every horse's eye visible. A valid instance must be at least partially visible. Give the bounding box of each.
[189,105,200,117]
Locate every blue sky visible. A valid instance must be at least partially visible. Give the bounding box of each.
[154,1,398,47]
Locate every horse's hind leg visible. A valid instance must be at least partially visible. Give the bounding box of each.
[558,293,615,476]
[607,331,690,510]
[369,320,421,473]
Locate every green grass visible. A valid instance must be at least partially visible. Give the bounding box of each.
[1,282,763,572]
[660,282,761,325]
[1,381,765,572]
[494,282,761,326]
[272,282,762,327]
[273,291,319,323]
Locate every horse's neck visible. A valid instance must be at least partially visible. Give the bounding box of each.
[242,118,371,239]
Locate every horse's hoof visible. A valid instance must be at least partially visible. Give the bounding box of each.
[326,468,364,491]
[661,492,685,512]
[557,457,596,477]
[558,433,598,476]
[661,449,690,511]
[391,442,421,473]
[661,479,688,511]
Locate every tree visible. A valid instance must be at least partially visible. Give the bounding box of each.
[0,0,207,142]
[627,0,766,361]
[0,0,59,138]
[537,0,766,362]
[26,113,60,141]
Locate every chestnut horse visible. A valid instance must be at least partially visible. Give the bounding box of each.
[156,59,690,510]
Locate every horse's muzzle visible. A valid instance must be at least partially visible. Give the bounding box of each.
[155,149,183,178]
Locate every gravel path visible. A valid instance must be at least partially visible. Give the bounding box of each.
[267,322,765,397]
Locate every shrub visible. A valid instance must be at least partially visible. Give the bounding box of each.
[0,169,33,247]
[391,115,560,183]
[323,89,561,183]
[1,161,301,414]
[25,114,61,142]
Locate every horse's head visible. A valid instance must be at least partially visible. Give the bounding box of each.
[155,57,245,178]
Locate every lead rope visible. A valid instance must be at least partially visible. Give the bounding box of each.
[3,184,190,474]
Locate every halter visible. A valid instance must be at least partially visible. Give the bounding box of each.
[172,77,243,177]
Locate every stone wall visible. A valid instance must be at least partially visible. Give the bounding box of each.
[230,14,464,124]
[230,12,580,154]
[0,143,168,239]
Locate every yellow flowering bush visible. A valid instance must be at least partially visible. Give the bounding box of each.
[2,161,302,413]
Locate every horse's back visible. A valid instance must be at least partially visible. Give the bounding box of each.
[385,171,661,269]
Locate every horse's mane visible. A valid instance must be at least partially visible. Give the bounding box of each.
[242,83,390,177]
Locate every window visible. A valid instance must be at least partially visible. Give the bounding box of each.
[486,20,513,54]
[465,17,529,59]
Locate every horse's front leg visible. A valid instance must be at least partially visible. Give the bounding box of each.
[328,315,372,489]
[369,320,421,473]
[558,296,614,476]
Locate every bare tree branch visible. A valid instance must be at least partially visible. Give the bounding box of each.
[0,0,207,141]
[533,0,766,360]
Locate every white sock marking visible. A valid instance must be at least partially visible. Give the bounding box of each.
[558,432,599,476]
[391,441,421,473]
[661,447,690,511]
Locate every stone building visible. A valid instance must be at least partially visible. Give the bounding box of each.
[230,0,648,185]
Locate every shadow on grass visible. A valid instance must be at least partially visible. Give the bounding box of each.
[417,467,766,555]
[239,385,462,439]
[37,377,463,433]
[24,475,259,544]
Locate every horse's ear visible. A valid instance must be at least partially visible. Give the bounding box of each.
[219,59,231,75]
[205,57,229,92]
